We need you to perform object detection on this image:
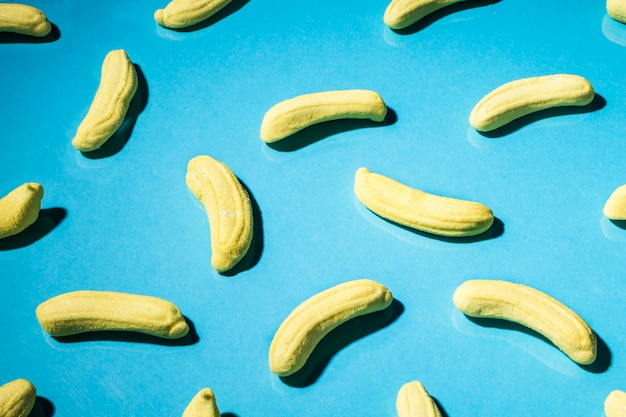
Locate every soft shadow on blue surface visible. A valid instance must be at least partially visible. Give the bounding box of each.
[160,0,250,33]
[465,315,611,374]
[29,396,55,417]
[80,64,149,159]
[0,23,60,43]
[51,316,200,346]
[476,94,607,139]
[220,181,264,277]
[432,398,450,417]
[390,0,502,35]
[0,208,67,251]
[266,107,397,152]
[279,299,404,388]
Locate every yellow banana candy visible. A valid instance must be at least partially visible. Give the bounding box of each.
[354,167,493,237]
[72,49,138,152]
[469,74,595,132]
[260,89,387,143]
[186,155,253,273]
[384,0,467,30]
[453,279,597,365]
[35,290,189,339]
[0,378,36,417]
[269,279,393,376]
[0,4,51,37]
[605,390,626,417]
[607,0,626,24]
[396,381,442,417]
[603,184,626,220]
[0,182,43,239]
[155,0,232,29]
[182,388,220,417]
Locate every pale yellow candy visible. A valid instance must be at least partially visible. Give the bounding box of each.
[72,49,138,152]
[269,279,393,376]
[396,381,442,417]
[605,390,626,417]
[354,167,493,237]
[260,90,387,143]
[469,74,595,132]
[603,184,626,220]
[182,388,220,417]
[0,4,51,37]
[384,0,468,30]
[186,155,253,273]
[0,378,36,417]
[36,290,189,339]
[155,0,232,29]
[608,0,626,24]
[453,279,597,365]
[0,182,43,239]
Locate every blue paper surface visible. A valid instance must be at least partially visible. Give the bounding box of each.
[2,0,626,416]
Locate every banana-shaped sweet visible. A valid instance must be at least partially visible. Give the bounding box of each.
[155,0,232,29]
[186,155,253,273]
[384,0,468,30]
[469,74,595,132]
[269,279,393,376]
[182,388,220,417]
[396,381,442,417]
[260,89,388,143]
[35,290,189,339]
[71,49,138,152]
[0,182,43,239]
[453,279,597,365]
[354,167,493,237]
[0,4,51,37]
[607,0,626,24]
[603,184,626,220]
[605,390,626,417]
[0,378,36,417]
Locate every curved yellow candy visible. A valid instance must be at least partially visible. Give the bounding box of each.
[0,182,43,239]
[453,279,597,365]
[469,74,595,132]
[0,378,36,417]
[155,0,232,29]
[260,89,388,143]
[0,4,51,37]
[182,388,221,417]
[354,167,493,237]
[269,279,393,376]
[35,290,189,339]
[72,49,138,152]
[396,381,442,417]
[605,390,626,417]
[384,0,468,30]
[603,184,626,220]
[607,0,626,24]
[186,155,253,273]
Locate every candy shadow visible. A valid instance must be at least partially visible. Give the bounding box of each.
[432,398,450,417]
[266,107,397,152]
[0,23,60,43]
[477,94,606,138]
[465,315,611,373]
[391,0,501,35]
[163,0,250,32]
[279,299,404,388]
[219,181,264,276]
[0,207,67,251]
[29,396,55,417]
[608,219,626,230]
[81,64,148,159]
[51,316,199,346]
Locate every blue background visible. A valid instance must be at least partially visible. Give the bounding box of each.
[1,0,626,416]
